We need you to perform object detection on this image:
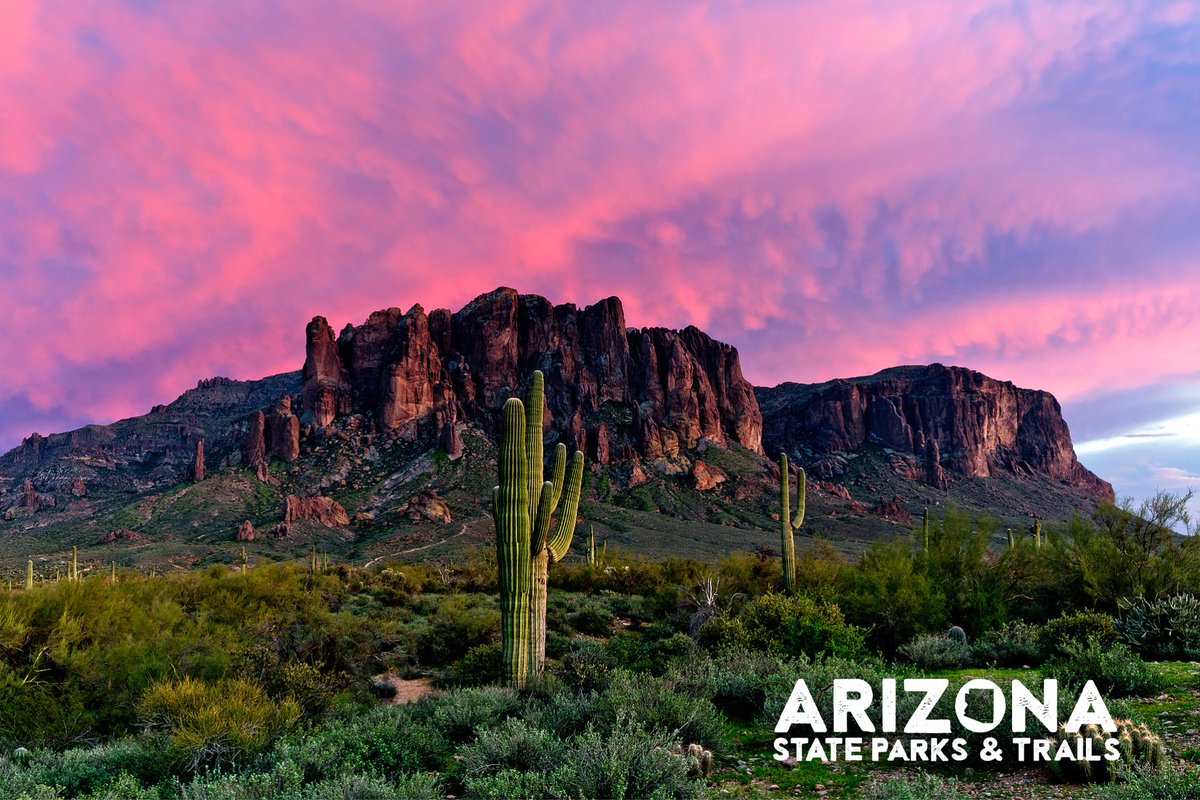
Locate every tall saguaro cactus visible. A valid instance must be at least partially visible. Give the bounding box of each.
[494,372,585,687]
[26,560,33,591]
[778,453,805,593]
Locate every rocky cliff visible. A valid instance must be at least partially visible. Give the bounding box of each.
[301,287,764,464]
[755,364,1113,499]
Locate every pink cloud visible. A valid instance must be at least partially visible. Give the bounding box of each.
[0,0,1198,449]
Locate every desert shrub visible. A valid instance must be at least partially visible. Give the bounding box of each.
[413,686,521,743]
[175,761,304,800]
[864,772,967,799]
[305,773,442,800]
[605,630,696,675]
[696,593,865,659]
[415,595,499,666]
[268,705,450,780]
[1117,594,1200,660]
[447,644,503,688]
[1,737,169,795]
[970,621,1046,666]
[898,633,973,669]
[462,769,551,800]
[567,600,616,636]
[1098,765,1200,799]
[1040,611,1117,657]
[1042,641,1165,699]
[137,677,300,775]
[590,670,726,752]
[559,640,613,691]
[458,718,565,780]
[547,719,703,800]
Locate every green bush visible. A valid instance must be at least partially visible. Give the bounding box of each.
[696,593,865,659]
[898,633,973,669]
[136,677,299,774]
[548,719,703,800]
[970,621,1046,666]
[413,686,521,743]
[864,772,967,800]
[1042,641,1165,699]
[447,644,503,688]
[1098,765,1200,799]
[268,705,450,780]
[1040,611,1117,658]
[458,718,564,780]
[1117,594,1200,660]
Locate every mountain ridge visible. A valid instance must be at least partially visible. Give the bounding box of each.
[0,288,1113,569]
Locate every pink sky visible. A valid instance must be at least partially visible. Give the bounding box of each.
[2,1,1199,506]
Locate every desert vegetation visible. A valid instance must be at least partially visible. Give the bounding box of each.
[0,487,1193,798]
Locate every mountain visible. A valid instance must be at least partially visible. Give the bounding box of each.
[756,364,1113,499]
[0,289,1113,573]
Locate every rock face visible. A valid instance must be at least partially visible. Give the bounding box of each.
[301,288,763,460]
[235,520,256,541]
[283,495,350,527]
[399,489,452,524]
[756,364,1112,499]
[0,372,300,494]
[193,440,205,482]
[690,460,728,491]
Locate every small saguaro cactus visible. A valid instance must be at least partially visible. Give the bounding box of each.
[110,561,116,584]
[778,453,805,593]
[26,560,33,591]
[1007,528,1016,549]
[1032,519,1043,549]
[71,547,78,582]
[947,625,968,645]
[585,525,596,568]
[241,546,248,573]
[494,371,585,687]
[922,507,930,551]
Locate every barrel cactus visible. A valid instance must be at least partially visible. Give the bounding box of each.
[494,372,585,687]
[1046,719,1165,783]
[947,625,968,645]
[778,453,805,592]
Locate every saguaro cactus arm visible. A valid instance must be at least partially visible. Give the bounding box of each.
[792,467,806,530]
[547,451,585,563]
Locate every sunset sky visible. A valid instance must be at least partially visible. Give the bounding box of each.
[1,1,1198,515]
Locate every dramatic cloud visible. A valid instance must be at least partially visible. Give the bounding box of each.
[1,0,1198,503]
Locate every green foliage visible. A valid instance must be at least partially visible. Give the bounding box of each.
[898,633,972,669]
[864,772,968,800]
[970,621,1046,666]
[1042,641,1165,699]
[1039,611,1118,658]
[1117,594,1200,660]
[448,644,504,688]
[698,592,864,659]
[1097,765,1200,799]
[136,677,300,774]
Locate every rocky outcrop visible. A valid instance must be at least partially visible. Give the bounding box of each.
[283,495,350,527]
[193,441,205,482]
[266,398,300,462]
[756,364,1112,499]
[69,477,88,497]
[690,460,728,491]
[301,288,763,461]
[302,317,351,428]
[235,520,256,541]
[399,489,452,524]
[99,528,145,543]
[0,372,300,495]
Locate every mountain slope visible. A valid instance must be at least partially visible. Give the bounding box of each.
[0,290,1114,575]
